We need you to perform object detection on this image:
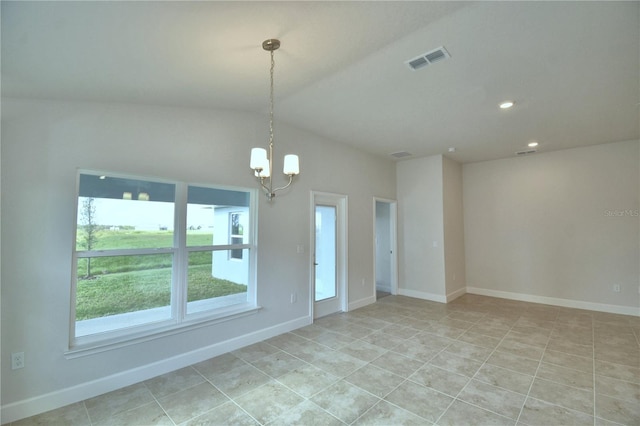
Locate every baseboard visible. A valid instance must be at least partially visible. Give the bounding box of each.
[376,285,391,293]
[0,316,312,424]
[446,286,467,302]
[466,287,640,317]
[349,295,377,311]
[398,288,447,303]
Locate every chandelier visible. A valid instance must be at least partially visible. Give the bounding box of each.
[250,39,300,201]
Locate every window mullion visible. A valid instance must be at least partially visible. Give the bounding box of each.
[76,248,175,258]
[248,188,258,303]
[173,182,188,323]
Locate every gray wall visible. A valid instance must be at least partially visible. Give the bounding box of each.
[397,155,446,300]
[463,140,639,312]
[442,156,466,297]
[396,154,466,301]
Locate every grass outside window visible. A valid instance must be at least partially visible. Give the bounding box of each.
[76,230,247,321]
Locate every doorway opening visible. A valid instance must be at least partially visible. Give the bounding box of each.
[374,198,397,298]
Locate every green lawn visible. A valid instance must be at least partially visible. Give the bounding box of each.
[76,230,247,321]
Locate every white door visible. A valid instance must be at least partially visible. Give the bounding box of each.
[374,198,398,296]
[312,192,347,319]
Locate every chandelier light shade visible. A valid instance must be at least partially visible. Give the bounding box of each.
[250,39,300,201]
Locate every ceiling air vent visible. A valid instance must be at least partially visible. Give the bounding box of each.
[390,151,412,159]
[516,149,537,156]
[406,46,450,71]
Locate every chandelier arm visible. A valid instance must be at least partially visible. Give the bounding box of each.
[271,174,295,193]
[258,178,272,196]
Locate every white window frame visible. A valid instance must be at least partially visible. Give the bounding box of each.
[68,171,259,356]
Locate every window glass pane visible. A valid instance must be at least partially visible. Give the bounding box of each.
[75,253,173,336]
[187,250,248,315]
[186,186,250,247]
[315,205,337,302]
[77,174,175,250]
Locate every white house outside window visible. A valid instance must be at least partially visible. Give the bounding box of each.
[72,172,257,348]
[229,212,244,260]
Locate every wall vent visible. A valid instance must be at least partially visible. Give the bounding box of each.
[406,46,450,71]
[516,149,537,156]
[390,151,412,158]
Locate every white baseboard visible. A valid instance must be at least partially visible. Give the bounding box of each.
[1,316,312,424]
[466,287,640,317]
[446,286,467,302]
[376,285,391,293]
[397,288,447,303]
[349,295,377,311]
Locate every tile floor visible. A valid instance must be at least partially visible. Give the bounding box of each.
[10,294,640,425]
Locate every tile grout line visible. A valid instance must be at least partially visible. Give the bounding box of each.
[262,336,370,425]
[82,401,92,426]
[515,316,556,425]
[343,318,454,425]
[189,358,263,425]
[433,311,522,426]
[141,381,178,426]
[513,314,560,425]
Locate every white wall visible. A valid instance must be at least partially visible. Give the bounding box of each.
[0,98,396,421]
[463,140,640,314]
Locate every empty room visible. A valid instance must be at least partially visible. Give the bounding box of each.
[1,1,638,425]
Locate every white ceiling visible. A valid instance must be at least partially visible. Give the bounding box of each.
[2,1,639,163]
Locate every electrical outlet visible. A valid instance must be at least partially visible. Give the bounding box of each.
[612,284,621,293]
[11,352,24,370]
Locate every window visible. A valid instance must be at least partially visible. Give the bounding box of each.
[72,172,256,346]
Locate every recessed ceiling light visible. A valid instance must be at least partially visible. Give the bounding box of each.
[528,141,539,148]
[499,101,515,109]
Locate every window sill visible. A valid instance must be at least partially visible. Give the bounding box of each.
[65,303,261,359]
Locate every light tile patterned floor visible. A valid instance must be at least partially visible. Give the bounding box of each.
[11,294,640,425]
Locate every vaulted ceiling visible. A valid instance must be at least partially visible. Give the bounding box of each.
[2,1,638,163]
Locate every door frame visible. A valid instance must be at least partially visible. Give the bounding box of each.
[310,191,348,319]
[373,197,398,296]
